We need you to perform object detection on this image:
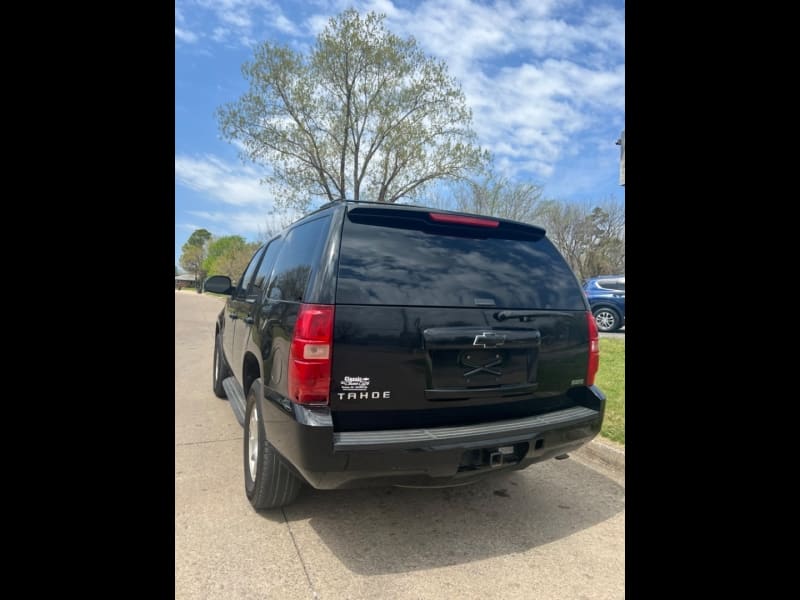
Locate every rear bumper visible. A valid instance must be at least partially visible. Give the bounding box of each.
[260,386,605,490]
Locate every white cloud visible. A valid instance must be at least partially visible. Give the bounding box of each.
[186,210,266,235]
[465,57,624,174]
[175,27,199,43]
[175,154,273,208]
[301,1,625,179]
[175,154,302,240]
[305,13,330,35]
[212,26,229,42]
[274,13,300,35]
[356,0,405,19]
[184,208,300,236]
[220,11,251,29]
[190,0,299,45]
[178,0,624,185]
[178,223,203,232]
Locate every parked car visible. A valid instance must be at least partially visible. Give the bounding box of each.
[583,275,625,332]
[204,201,606,510]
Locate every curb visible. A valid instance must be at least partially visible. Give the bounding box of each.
[575,437,625,473]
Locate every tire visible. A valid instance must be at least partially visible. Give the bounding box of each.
[212,333,230,398]
[244,379,302,510]
[593,307,622,332]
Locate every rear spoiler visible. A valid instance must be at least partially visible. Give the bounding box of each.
[347,206,546,240]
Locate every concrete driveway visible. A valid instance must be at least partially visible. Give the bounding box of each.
[175,291,625,599]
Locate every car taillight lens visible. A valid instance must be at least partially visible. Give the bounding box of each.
[288,304,334,405]
[428,212,500,227]
[586,311,600,386]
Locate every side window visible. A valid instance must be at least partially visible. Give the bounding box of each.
[597,280,614,291]
[251,238,283,299]
[266,216,332,302]
[235,246,266,299]
[603,280,625,291]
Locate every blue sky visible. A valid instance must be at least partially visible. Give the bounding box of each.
[175,0,625,266]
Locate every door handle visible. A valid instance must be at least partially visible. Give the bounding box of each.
[229,314,238,320]
[244,316,254,324]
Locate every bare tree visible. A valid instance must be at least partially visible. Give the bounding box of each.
[407,169,545,223]
[538,197,625,281]
[451,170,545,223]
[256,210,297,243]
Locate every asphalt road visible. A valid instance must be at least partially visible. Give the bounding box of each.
[175,291,625,600]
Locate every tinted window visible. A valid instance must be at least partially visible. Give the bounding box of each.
[251,238,283,296]
[336,210,585,309]
[235,245,265,298]
[598,280,625,291]
[266,216,331,302]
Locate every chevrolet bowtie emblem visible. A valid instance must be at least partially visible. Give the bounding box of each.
[472,332,506,348]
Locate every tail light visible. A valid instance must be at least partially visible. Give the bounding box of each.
[586,311,600,385]
[288,304,334,405]
[429,212,499,227]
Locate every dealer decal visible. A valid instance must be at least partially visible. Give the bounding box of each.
[337,376,391,400]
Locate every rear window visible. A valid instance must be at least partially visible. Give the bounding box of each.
[335,208,585,309]
[265,216,331,302]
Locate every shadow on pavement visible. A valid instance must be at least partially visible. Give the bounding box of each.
[269,458,624,575]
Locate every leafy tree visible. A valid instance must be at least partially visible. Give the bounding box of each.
[203,235,261,282]
[217,9,487,213]
[179,246,205,284]
[186,228,212,248]
[179,228,212,284]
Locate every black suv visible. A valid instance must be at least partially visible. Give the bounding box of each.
[205,201,605,510]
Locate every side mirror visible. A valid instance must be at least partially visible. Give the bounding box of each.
[204,275,233,295]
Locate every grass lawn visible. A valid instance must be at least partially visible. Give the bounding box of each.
[595,338,625,445]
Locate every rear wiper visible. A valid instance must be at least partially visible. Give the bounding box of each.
[494,310,540,322]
